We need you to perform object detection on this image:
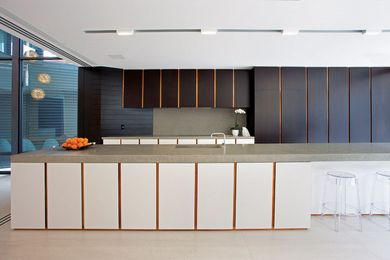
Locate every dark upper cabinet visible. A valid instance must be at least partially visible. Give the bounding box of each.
[144,70,161,108]
[123,70,142,108]
[234,70,251,108]
[198,69,214,107]
[180,69,196,107]
[162,70,178,107]
[216,70,233,108]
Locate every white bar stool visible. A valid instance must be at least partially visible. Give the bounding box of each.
[370,171,390,230]
[321,171,362,232]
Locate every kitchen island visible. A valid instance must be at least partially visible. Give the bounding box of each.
[11,143,390,230]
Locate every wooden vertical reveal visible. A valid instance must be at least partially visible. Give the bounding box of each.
[233,162,237,229]
[214,69,217,108]
[232,69,235,108]
[118,163,122,229]
[156,162,159,230]
[194,162,198,230]
[121,70,124,108]
[141,70,145,108]
[44,162,48,229]
[178,69,180,108]
[271,162,276,229]
[196,69,199,108]
[81,162,85,229]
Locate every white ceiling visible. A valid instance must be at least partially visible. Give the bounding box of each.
[1,0,390,68]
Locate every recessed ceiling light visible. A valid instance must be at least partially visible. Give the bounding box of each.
[201,29,218,35]
[282,29,299,35]
[362,29,382,35]
[116,29,134,36]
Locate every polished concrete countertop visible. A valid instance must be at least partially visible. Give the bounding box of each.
[11,143,390,163]
[101,135,254,139]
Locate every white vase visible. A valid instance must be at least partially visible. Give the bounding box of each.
[232,129,239,137]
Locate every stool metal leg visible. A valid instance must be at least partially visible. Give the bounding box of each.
[355,178,362,232]
[343,178,347,216]
[321,175,329,216]
[388,178,390,231]
[370,175,378,215]
[335,178,341,232]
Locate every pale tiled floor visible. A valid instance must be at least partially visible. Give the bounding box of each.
[1,175,390,260]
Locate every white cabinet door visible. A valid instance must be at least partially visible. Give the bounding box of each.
[103,139,121,145]
[159,163,195,229]
[236,163,273,229]
[236,138,255,144]
[47,163,82,229]
[275,163,311,229]
[140,138,158,145]
[158,139,177,145]
[11,163,45,229]
[121,163,156,229]
[84,163,118,229]
[178,138,197,145]
[216,138,236,144]
[198,163,234,229]
[121,139,139,144]
[197,138,216,144]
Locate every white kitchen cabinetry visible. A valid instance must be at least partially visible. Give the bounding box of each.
[275,162,311,229]
[121,163,156,229]
[139,138,158,145]
[197,163,234,229]
[11,163,45,229]
[159,163,195,229]
[84,163,118,229]
[216,138,236,144]
[236,163,273,229]
[47,163,82,229]
[236,138,255,144]
[178,138,197,145]
[121,139,139,144]
[197,138,216,144]
[103,139,121,145]
[158,139,177,145]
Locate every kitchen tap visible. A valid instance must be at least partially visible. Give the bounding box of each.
[211,133,226,145]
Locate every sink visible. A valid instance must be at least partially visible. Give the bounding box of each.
[175,144,223,149]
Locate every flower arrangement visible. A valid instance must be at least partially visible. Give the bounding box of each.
[231,109,246,136]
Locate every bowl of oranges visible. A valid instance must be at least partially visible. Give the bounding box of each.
[62,137,91,150]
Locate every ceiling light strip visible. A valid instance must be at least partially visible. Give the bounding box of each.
[0,16,91,66]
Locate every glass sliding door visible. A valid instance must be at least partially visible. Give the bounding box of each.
[21,59,78,152]
[0,61,12,170]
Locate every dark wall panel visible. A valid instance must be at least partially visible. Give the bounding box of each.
[78,67,101,143]
[162,70,178,108]
[307,68,328,143]
[328,67,349,143]
[234,70,251,108]
[372,68,390,142]
[281,67,307,143]
[123,70,142,108]
[254,67,280,143]
[144,70,160,108]
[198,69,214,107]
[350,68,371,142]
[216,70,233,108]
[180,69,196,107]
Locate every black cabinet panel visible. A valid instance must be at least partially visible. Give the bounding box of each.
[144,70,161,108]
[198,69,214,107]
[307,68,328,143]
[328,67,349,143]
[216,70,233,108]
[254,67,280,143]
[179,70,196,107]
[350,68,370,142]
[281,68,307,143]
[123,70,142,108]
[234,70,251,108]
[372,68,390,142]
[162,70,178,107]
